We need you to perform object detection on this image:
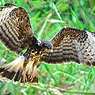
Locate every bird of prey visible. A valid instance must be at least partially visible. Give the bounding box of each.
[0,3,95,85]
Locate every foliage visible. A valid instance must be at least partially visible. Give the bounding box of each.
[0,0,95,95]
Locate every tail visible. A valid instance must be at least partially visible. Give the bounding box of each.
[0,56,38,86]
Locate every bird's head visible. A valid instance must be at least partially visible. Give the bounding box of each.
[38,39,53,53]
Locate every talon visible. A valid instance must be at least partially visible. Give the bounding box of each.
[23,71,27,83]
[30,72,34,81]
[28,70,34,82]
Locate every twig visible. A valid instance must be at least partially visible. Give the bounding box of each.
[38,13,52,39]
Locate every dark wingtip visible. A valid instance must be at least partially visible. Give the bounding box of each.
[4,3,16,7]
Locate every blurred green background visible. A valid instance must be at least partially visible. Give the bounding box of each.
[0,0,95,95]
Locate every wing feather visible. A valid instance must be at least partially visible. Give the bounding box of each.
[40,27,95,66]
[0,3,36,53]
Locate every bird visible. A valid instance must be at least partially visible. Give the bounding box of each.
[0,3,95,85]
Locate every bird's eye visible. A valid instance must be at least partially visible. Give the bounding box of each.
[43,44,49,49]
[45,44,48,47]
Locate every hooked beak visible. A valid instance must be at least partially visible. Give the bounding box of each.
[50,49,53,55]
[45,49,53,55]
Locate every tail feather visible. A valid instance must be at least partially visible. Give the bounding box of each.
[7,71,16,80]
[0,56,38,85]
[14,68,23,82]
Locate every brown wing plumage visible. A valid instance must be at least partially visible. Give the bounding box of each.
[1,3,95,85]
[40,27,95,66]
[0,3,36,53]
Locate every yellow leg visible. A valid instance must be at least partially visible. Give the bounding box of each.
[28,66,34,82]
[23,69,27,84]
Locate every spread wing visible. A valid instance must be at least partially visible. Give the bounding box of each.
[40,27,95,66]
[0,3,37,53]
